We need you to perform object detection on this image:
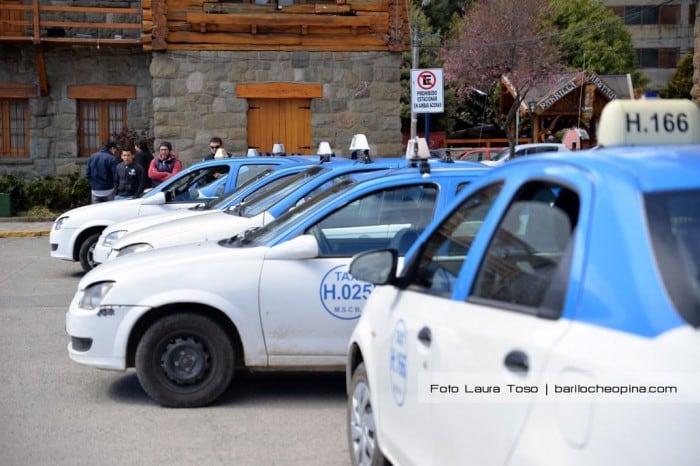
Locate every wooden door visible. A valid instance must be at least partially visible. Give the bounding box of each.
[247,98,312,155]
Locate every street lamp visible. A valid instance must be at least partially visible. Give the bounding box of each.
[527,100,537,143]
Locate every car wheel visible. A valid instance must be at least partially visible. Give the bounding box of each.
[78,233,100,272]
[348,362,387,466]
[135,312,234,408]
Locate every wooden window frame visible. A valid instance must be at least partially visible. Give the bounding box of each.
[68,85,135,157]
[0,98,30,158]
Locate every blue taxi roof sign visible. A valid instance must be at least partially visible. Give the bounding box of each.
[598,99,700,147]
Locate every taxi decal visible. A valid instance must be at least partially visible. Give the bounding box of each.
[319,264,374,320]
[390,319,408,406]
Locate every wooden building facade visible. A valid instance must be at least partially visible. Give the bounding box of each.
[0,0,409,178]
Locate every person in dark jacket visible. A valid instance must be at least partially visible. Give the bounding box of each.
[148,141,182,187]
[85,141,119,203]
[134,139,154,182]
[114,147,147,200]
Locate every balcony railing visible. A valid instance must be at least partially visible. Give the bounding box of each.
[0,0,142,46]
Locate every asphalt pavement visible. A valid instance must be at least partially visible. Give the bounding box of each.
[0,217,53,237]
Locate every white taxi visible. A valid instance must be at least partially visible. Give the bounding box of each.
[65,159,488,407]
[346,99,700,465]
[50,157,309,271]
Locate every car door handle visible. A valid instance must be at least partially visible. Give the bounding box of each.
[417,326,432,347]
[504,350,529,373]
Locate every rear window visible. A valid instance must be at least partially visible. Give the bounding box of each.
[646,189,700,327]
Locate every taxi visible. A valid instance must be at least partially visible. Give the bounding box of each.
[345,99,700,465]
[65,157,488,407]
[95,158,401,263]
[91,161,342,265]
[50,156,311,271]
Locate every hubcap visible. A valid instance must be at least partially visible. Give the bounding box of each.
[160,336,209,384]
[350,380,376,466]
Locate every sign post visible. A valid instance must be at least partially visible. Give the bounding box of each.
[411,68,444,149]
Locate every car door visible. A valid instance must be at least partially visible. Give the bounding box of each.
[258,183,439,365]
[370,182,503,465]
[422,181,582,464]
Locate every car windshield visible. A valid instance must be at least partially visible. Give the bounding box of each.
[205,168,277,210]
[221,179,356,248]
[230,165,329,218]
[646,188,700,327]
[490,148,510,162]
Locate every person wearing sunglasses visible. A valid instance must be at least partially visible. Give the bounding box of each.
[202,136,231,161]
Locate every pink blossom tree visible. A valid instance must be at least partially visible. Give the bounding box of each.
[441,0,564,149]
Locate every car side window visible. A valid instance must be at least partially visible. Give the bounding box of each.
[408,183,503,296]
[236,164,272,188]
[166,165,231,202]
[470,182,579,312]
[309,184,438,257]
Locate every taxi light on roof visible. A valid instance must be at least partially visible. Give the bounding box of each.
[405,137,430,160]
[598,99,700,147]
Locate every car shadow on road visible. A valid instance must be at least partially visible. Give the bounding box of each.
[107,370,346,407]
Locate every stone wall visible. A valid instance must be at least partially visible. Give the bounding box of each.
[151,50,403,165]
[0,44,152,179]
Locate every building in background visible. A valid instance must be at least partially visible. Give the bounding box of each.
[605,1,696,93]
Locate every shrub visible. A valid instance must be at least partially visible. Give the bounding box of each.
[0,173,90,217]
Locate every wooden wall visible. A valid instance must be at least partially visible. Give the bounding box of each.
[142,0,409,52]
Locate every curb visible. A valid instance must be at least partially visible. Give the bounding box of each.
[0,230,50,238]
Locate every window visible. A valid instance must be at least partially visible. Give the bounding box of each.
[621,5,679,25]
[310,184,439,257]
[77,100,126,157]
[470,182,579,312]
[0,98,29,157]
[408,183,503,296]
[638,48,680,68]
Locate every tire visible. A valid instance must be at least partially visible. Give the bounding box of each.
[348,363,387,466]
[135,313,234,408]
[78,233,101,272]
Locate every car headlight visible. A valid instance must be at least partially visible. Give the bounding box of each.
[102,230,128,248]
[116,243,153,257]
[79,281,115,310]
[53,216,68,231]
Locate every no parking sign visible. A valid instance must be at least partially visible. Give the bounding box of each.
[411,68,444,113]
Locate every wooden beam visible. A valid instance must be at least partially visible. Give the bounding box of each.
[236,82,323,99]
[186,12,371,28]
[168,31,302,46]
[67,85,136,100]
[34,45,48,96]
[0,82,39,98]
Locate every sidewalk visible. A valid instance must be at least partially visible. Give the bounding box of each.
[0,218,54,238]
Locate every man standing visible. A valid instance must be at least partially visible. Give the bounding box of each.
[202,136,228,161]
[148,141,182,187]
[85,141,119,203]
[114,147,147,200]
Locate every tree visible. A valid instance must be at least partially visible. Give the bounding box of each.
[440,0,564,149]
[547,0,648,90]
[661,51,694,99]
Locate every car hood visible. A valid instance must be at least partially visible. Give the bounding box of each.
[102,209,213,236]
[79,240,268,293]
[56,198,142,228]
[112,210,260,250]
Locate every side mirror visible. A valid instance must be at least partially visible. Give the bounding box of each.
[349,249,397,285]
[140,191,166,206]
[265,234,319,260]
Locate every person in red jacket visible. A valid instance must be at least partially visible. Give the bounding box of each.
[148,141,182,187]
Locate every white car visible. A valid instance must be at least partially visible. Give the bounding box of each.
[99,161,397,262]
[481,142,570,166]
[50,157,309,271]
[65,164,488,407]
[346,100,700,465]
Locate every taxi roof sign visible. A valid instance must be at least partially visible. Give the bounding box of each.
[598,99,700,147]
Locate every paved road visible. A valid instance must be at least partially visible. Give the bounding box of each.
[0,236,350,466]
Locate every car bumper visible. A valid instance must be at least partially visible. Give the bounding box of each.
[65,292,149,371]
[50,227,77,261]
[92,242,111,265]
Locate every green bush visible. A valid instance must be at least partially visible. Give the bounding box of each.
[0,173,90,217]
